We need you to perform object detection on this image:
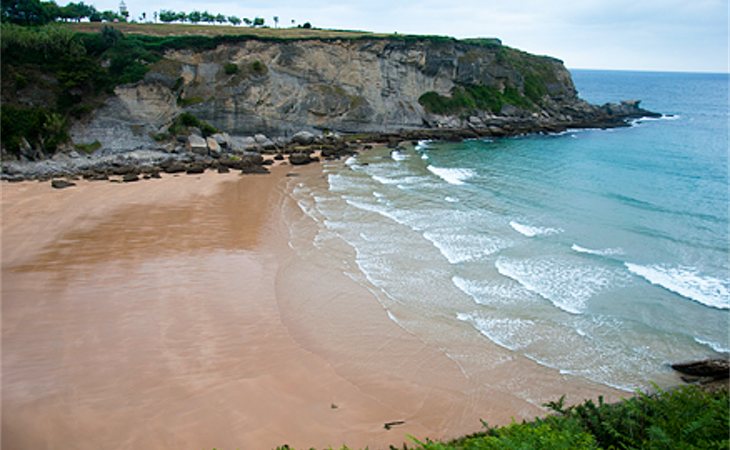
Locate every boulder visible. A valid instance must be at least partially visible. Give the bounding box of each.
[254,134,269,144]
[672,359,729,380]
[289,153,312,165]
[274,154,284,161]
[122,173,140,182]
[187,135,208,155]
[206,137,221,154]
[186,164,206,174]
[229,136,258,152]
[161,161,187,174]
[211,132,231,147]
[291,130,315,146]
[217,166,230,173]
[51,179,75,189]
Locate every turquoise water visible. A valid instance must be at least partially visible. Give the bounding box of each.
[290,70,729,390]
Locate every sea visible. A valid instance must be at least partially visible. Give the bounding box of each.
[287,70,729,391]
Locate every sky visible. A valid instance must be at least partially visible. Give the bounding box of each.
[94,0,728,72]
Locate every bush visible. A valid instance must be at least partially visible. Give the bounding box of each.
[250,60,267,76]
[168,112,217,137]
[1,104,68,154]
[223,62,238,74]
[407,386,729,450]
[418,84,532,115]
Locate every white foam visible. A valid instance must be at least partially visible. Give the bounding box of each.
[372,191,384,198]
[694,337,730,354]
[421,153,429,160]
[414,139,431,151]
[509,221,562,237]
[391,150,408,161]
[496,257,616,314]
[445,196,459,203]
[452,276,531,305]
[344,156,357,166]
[427,166,475,185]
[423,232,509,264]
[571,244,624,256]
[371,174,425,186]
[457,312,534,351]
[625,263,730,310]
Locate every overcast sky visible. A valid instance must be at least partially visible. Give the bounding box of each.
[95,0,727,72]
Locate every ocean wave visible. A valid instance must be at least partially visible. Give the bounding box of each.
[423,232,510,264]
[694,337,730,354]
[452,276,532,305]
[371,174,426,186]
[344,156,357,166]
[571,244,624,256]
[427,166,475,185]
[625,263,729,310]
[391,150,408,161]
[509,221,563,237]
[630,114,680,125]
[414,139,431,151]
[457,312,534,351]
[496,257,617,314]
[445,196,459,203]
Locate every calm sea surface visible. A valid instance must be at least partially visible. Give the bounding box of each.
[288,70,729,390]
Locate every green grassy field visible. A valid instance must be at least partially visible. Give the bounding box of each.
[66,22,395,39]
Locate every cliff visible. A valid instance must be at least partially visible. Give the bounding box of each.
[1,25,657,162]
[69,35,655,153]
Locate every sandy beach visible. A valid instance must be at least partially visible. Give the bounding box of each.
[1,166,623,449]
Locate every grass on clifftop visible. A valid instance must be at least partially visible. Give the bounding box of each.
[275,385,729,450]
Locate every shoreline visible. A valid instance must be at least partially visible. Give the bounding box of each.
[1,102,663,185]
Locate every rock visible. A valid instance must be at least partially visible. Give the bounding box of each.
[161,161,187,174]
[187,135,208,155]
[229,136,258,152]
[122,173,140,182]
[672,359,729,380]
[186,164,206,174]
[51,179,75,189]
[150,171,162,179]
[289,153,312,165]
[217,166,230,173]
[291,130,315,145]
[211,132,230,147]
[254,134,269,144]
[274,154,284,161]
[206,137,221,154]
[262,159,274,166]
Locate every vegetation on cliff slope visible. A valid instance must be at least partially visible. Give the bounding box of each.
[276,385,729,450]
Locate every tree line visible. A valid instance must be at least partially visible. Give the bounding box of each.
[2,0,126,25]
[158,10,264,27]
[2,0,313,29]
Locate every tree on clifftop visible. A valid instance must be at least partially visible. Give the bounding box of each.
[1,0,53,25]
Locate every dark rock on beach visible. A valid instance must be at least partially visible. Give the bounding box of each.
[289,153,312,165]
[51,179,75,189]
[672,359,729,381]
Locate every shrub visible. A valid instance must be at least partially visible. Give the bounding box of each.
[418,84,532,115]
[223,62,238,74]
[168,112,218,137]
[250,60,267,76]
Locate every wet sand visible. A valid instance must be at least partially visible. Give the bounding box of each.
[2,168,623,449]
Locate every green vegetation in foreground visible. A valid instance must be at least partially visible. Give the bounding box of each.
[274,385,729,450]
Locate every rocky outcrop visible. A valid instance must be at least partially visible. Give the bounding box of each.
[66,37,658,154]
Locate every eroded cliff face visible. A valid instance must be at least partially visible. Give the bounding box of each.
[71,37,633,149]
